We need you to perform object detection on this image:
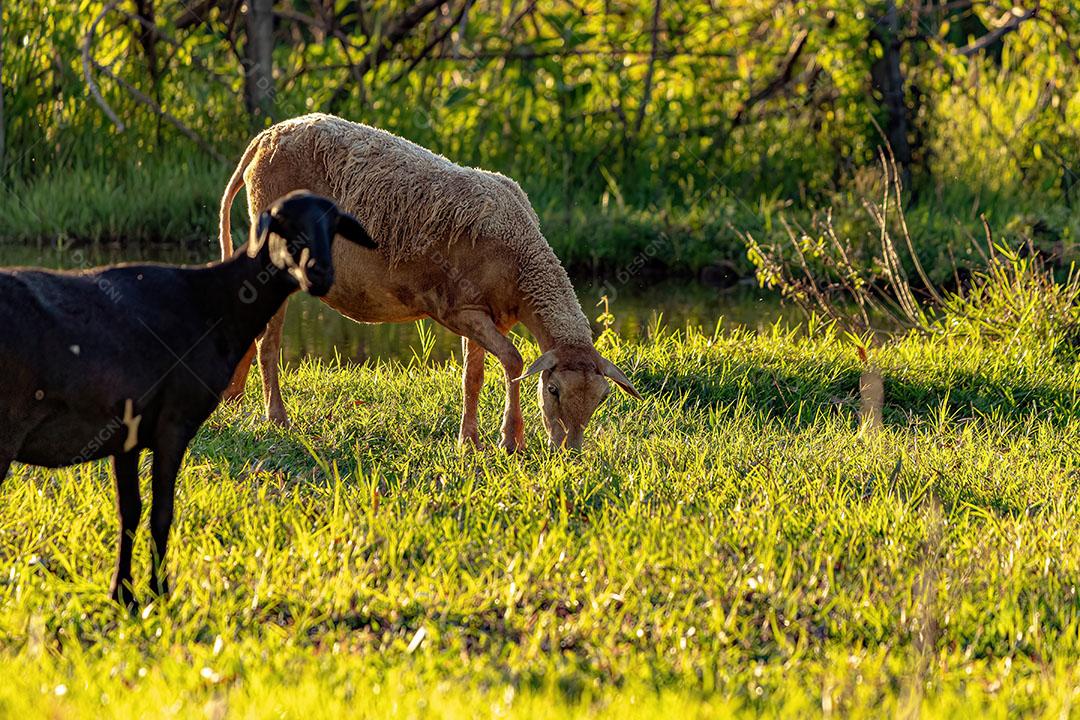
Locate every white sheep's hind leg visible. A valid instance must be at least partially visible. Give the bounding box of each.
[257,303,291,426]
[222,343,257,402]
[438,311,524,452]
[459,336,486,448]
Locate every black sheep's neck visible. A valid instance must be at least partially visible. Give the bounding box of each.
[193,244,298,360]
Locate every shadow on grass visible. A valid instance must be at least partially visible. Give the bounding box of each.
[184,355,1078,481]
[189,417,335,477]
[634,358,1079,430]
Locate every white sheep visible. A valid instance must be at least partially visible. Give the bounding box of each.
[219,113,640,450]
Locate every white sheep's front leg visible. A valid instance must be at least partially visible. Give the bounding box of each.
[440,311,525,452]
[256,303,290,425]
[459,336,486,448]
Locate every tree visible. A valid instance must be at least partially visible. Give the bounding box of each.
[0,0,6,176]
[326,0,447,113]
[244,0,275,126]
[870,0,912,183]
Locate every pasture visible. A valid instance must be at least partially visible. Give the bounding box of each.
[4,0,1080,716]
[3,318,1079,717]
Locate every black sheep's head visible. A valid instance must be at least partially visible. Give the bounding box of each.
[250,190,376,297]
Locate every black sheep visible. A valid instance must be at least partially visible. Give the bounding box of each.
[0,191,375,606]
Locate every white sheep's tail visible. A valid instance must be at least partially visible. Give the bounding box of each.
[218,133,264,259]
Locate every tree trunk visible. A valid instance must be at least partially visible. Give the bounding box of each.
[0,0,5,177]
[244,0,275,127]
[133,0,162,143]
[870,0,911,183]
[133,0,160,80]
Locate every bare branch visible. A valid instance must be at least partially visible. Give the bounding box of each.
[327,0,448,110]
[355,0,448,77]
[82,0,223,159]
[445,47,732,61]
[389,0,475,85]
[633,0,662,136]
[91,57,225,161]
[82,0,126,131]
[113,6,235,86]
[503,0,537,35]
[956,5,1038,56]
[729,27,810,132]
[174,0,221,29]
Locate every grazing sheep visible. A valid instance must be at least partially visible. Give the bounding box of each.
[219,113,640,450]
[0,191,375,606]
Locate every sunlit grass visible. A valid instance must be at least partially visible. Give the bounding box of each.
[2,320,1080,716]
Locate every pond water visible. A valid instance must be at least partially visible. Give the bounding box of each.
[0,242,794,364]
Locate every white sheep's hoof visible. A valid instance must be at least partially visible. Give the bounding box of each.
[458,433,484,450]
[265,407,291,428]
[499,437,525,453]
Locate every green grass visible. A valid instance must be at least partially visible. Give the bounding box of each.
[3,318,1080,717]
[0,158,227,246]
[0,157,758,276]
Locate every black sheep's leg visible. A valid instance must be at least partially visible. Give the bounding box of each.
[110,452,142,608]
[0,431,26,484]
[148,431,192,597]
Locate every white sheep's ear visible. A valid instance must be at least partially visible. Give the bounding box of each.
[514,350,558,382]
[601,358,642,399]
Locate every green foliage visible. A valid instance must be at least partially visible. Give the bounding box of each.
[938,247,1080,351]
[748,147,1080,345]
[2,1,1077,268]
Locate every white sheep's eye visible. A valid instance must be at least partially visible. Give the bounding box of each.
[547,385,559,398]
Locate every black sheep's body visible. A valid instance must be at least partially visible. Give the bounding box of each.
[0,265,230,467]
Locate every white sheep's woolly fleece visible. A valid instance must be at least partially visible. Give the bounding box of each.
[257,113,592,346]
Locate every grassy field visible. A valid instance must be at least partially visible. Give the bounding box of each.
[2,311,1080,718]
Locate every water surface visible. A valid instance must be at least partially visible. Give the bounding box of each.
[0,242,791,364]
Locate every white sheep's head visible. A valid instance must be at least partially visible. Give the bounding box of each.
[517,345,641,450]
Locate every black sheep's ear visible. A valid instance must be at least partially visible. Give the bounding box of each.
[336,212,377,249]
[247,211,274,257]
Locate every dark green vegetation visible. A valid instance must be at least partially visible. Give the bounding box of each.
[4,274,1080,715]
[3,2,1079,276]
